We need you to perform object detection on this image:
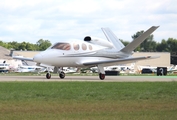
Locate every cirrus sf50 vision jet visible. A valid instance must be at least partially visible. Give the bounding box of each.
[13,26,159,80]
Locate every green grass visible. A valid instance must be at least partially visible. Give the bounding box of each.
[0,82,177,120]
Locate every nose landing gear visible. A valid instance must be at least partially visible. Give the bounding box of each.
[59,71,65,79]
[46,72,51,79]
[45,67,66,79]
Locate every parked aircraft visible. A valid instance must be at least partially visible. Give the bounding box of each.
[91,63,135,73]
[15,65,46,73]
[63,67,77,73]
[0,61,10,73]
[168,65,177,72]
[137,65,157,73]
[107,63,135,71]
[13,26,159,80]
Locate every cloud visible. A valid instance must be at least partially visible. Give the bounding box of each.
[0,0,176,44]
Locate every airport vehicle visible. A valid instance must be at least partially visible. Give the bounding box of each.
[13,26,159,80]
[139,65,177,74]
[137,65,157,73]
[141,68,153,74]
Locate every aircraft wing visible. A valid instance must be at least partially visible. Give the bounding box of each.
[83,56,159,67]
[13,56,33,61]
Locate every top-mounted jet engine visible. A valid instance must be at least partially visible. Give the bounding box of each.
[84,36,113,48]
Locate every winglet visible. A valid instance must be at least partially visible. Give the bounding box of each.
[120,26,159,54]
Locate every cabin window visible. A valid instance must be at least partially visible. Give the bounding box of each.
[73,43,80,50]
[82,43,87,50]
[89,45,92,50]
[51,43,71,50]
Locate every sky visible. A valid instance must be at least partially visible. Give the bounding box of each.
[0,0,176,44]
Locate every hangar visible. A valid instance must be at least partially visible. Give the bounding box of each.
[132,52,170,67]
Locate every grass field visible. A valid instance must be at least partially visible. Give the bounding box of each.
[0,82,177,120]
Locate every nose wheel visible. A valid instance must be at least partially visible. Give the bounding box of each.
[46,72,51,79]
[45,67,66,79]
[99,73,105,80]
[59,72,65,79]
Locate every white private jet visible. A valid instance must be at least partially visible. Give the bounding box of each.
[13,26,159,80]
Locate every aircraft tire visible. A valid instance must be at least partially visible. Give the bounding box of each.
[59,72,65,79]
[99,73,105,80]
[46,73,51,79]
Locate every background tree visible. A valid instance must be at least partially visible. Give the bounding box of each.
[166,38,177,52]
[156,39,169,52]
[18,42,27,50]
[36,39,52,51]
[0,40,6,48]
[120,39,129,46]
[8,41,19,50]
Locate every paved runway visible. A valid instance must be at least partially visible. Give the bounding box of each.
[0,75,177,82]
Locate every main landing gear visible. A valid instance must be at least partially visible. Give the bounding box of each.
[45,67,65,79]
[99,73,105,80]
[45,71,66,79]
[97,65,105,80]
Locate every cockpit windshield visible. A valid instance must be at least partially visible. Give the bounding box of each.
[51,43,71,50]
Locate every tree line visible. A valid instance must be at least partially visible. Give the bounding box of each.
[121,30,177,53]
[0,39,51,51]
[0,31,177,52]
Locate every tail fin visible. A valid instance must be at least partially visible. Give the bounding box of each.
[120,26,159,54]
[101,28,125,50]
[102,26,159,54]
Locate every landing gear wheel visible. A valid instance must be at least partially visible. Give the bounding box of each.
[59,72,65,79]
[99,73,105,80]
[46,73,51,79]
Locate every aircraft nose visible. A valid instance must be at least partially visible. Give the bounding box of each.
[33,53,42,63]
